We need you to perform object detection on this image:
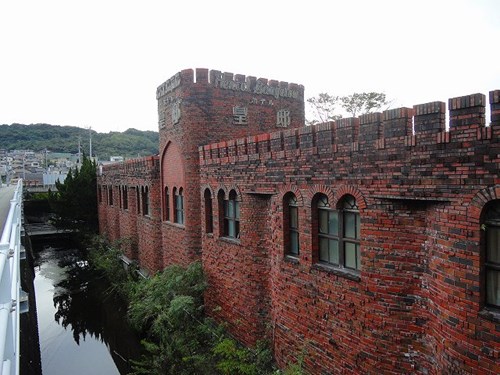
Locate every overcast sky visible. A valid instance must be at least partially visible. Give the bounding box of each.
[1,0,499,133]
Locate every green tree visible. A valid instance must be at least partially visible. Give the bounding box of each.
[49,154,98,233]
[307,92,390,124]
[306,93,342,125]
[128,261,219,374]
[0,123,158,158]
[340,92,389,117]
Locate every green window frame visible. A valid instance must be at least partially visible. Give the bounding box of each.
[223,190,240,239]
[174,187,184,225]
[317,194,360,271]
[286,194,299,256]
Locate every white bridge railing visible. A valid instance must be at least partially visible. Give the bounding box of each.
[0,181,26,375]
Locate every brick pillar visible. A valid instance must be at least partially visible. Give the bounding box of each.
[270,131,284,153]
[413,101,446,134]
[298,125,315,148]
[448,93,485,129]
[315,122,335,153]
[359,112,382,142]
[383,107,413,137]
[336,117,359,143]
[284,128,299,151]
[236,138,247,157]
[490,90,500,127]
[227,140,236,158]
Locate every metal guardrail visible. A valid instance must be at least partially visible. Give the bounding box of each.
[0,180,26,375]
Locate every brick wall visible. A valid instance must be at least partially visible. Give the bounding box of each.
[97,69,500,374]
[199,91,500,374]
[157,68,304,268]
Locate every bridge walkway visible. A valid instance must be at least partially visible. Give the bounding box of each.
[0,186,16,235]
[0,182,24,375]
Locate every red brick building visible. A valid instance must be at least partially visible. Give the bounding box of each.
[97,68,500,374]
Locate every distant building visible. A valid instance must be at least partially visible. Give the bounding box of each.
[43,171,67,186]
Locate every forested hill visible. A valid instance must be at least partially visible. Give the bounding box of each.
[0,123,159,159]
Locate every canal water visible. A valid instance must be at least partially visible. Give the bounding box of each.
[32,239,143,375]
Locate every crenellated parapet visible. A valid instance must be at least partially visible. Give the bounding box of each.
[100,156,160,178]
[156,68,304,100]
[156,68,305,146]
[200,90,500,169]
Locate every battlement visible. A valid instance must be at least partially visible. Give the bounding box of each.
[156,68,304,100]
[101,155,160,176]
[200,90,500,165]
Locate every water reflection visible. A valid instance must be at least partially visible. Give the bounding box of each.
[34,244,143,375]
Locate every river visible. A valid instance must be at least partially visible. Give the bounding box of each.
[32,240,143,375]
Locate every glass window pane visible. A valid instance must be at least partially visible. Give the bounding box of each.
[342,195,358,210]
[290,231,299,255]
[486,269,500,307]
[235,201,240,219]
[319,209,328,233]
[318,195,328,208]
[228,220,235,238]
[328,211,338,236]
[344,212,356,238]
[486,226,500,263]
[319,237,329,262]
[356,244,361,270]
[290,206,298,229]
[356,213,361,238]
[235,221,240,238]
[345,242,358,269]
[329,239,339,264]
[228,200,234,218]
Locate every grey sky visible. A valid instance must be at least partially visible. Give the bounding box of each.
[1,0,499,133]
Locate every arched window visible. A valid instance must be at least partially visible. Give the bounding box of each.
[141,186,149,216]
[224,190,240,239]
[317,194,338,265]
[483,200,500,308]
[204,188,213,234]
[284,193,299,256]
[316,194,360,271]
[340,195,360,270]
[218,190,225,236]
[136,186,141,214]
[164,187,170,221]
[108,186,114,206]
[122,186,128,210]
[174,187,184,225]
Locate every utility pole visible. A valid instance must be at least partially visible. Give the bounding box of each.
[77,136,82,167]
[88,126,93,159]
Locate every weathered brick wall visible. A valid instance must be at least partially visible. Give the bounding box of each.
[202,191,273,345]
[156,68,304,268]
[117,186,138,260]
[199,91,500,374]
[97,69,500,374]
[98,156,162,272]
